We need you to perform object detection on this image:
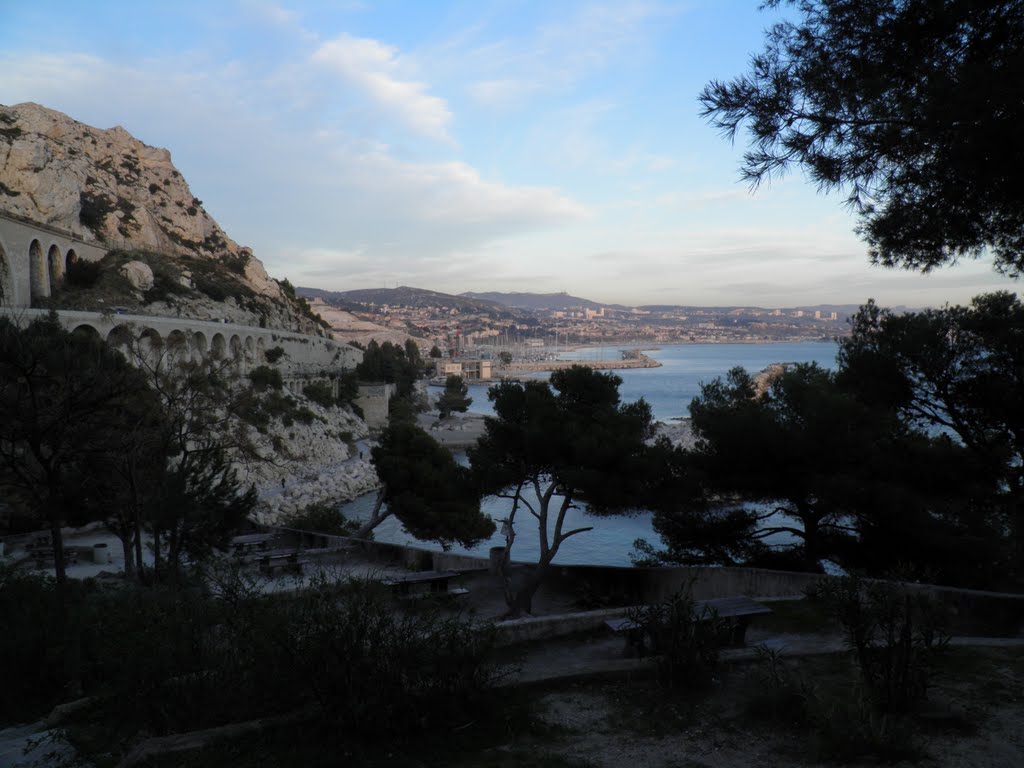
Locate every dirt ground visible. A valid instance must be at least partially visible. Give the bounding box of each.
[471,646,1024,768]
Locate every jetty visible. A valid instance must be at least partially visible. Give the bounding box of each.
[500,351,660,376]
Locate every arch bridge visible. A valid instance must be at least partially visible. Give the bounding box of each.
[0,211,107,308]
[0,308,363,388]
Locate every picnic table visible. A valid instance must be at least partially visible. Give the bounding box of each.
[229,533,277,555]
[606,596,772,654]
[382,570,468,598]
[257,551,309,576]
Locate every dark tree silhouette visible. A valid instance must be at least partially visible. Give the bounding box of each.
[700,0,1024,275]
[470,366,656,616]
[359,422,494,549]
[839,291,1024,585]
[437,374,472,418]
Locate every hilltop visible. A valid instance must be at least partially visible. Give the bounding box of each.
[299,285,523,318]
[461,290,623,311]
[0,102,324,333]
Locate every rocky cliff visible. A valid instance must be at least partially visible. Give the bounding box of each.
[0,102,322,334]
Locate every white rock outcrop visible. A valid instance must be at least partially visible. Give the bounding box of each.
[0,102,328,335]
[119,260,154,292]
[233,398,380,525]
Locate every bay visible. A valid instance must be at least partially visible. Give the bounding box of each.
[340,340,839,567]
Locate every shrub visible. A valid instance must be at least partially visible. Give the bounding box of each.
[294,406,317,425]
[625,588,728,690]
[249,365,283,392]
[0,567,66,721]
[78,190,115,233]
[85,571,502,744]
[807,575,949,715]
[194,274,228,302]
[65,258,103,288]
[264,346,285,364]
[303,381,335,409]
[280,501,360,537]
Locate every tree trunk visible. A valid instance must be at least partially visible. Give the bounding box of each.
[120,530,135,578]
[504,558,552,618]
[48,510,82,697]
[354,487,389,539]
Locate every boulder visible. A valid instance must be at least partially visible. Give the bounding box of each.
[119,260,154,291]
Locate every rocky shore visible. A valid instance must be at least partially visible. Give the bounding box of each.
[234,401,381,525]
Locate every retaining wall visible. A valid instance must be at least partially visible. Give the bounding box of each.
[267,529,1024,637]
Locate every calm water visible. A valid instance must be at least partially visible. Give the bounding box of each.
[341,341,838,566]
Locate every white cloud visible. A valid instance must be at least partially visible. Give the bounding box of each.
[463,1,677,109]
[312,34,453,142]
[467,78,541,109]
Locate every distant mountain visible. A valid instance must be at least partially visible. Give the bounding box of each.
[461,291,628,311]
[297,286,522,317]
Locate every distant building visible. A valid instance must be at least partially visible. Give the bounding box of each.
[441,360,492,381]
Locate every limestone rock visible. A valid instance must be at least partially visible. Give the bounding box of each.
[0,102,329,335]
[119,260,154,291]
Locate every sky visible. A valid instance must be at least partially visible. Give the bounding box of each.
[0,1,1015,308]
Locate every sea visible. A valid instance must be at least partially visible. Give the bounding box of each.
[339,341,838,567]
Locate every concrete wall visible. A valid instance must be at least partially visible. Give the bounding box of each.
[0,211,107,307]
[355,382,396,428]
[288,534,1024,637]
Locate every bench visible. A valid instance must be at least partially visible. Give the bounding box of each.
[606,596,772,654]
[382,570,467,598]
[230,533,278,556]
[257,552,309,576]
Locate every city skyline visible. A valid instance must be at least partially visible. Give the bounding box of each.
[0,0,1014,307]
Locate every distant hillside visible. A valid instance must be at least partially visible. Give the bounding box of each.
[298,286,522,317]
[461,291,626,311]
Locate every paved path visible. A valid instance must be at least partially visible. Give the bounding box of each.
[505,629,1024,687]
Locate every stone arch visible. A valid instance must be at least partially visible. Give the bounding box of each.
[47,244,63,292]
[191,331,208,362]
[256,336,266,359]
[65,248,79,279]
[29,239,49,301]
[138,327,163,367]
[72,324,101,340]
[0,239,13,307]
[229,334,243,373]
[211,332,227,361]
[166,329,189,366]
[244,336,256,366]
[107,325,135,360]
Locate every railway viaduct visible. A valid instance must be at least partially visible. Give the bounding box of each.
[0,210,107,308]
[0,211,363,393]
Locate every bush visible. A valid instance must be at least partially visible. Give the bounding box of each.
[65,258,103,288]
[93,572,500,744]
[807,575,949,715]
[625,588,728,690]
[294,406,317,425]
[280,501,360,537]
[249,365,283,392]
[0,567,66,721]
[264,346,285,363]
[194,274,228,302]
[303,381,335,409]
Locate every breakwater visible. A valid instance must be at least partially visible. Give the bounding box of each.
[501,352,660,376]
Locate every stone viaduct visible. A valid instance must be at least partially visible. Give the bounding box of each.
[0,210,107,308]
[1,308,363,395]
[0,211,364,395]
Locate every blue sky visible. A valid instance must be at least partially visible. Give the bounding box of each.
[0,0,1012,306]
